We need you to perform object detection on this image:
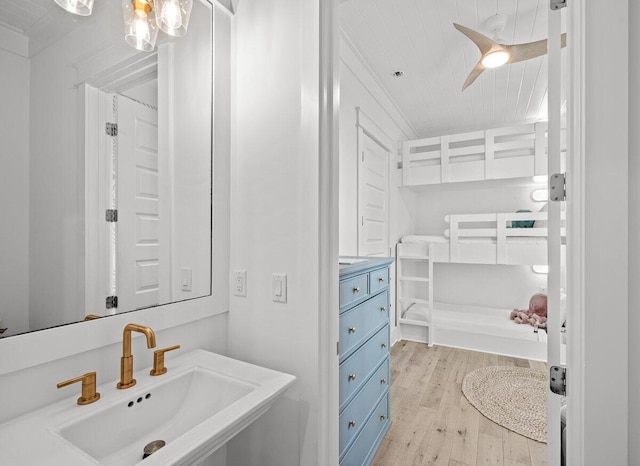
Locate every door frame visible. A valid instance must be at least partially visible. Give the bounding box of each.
[317,0,590,464]
[566,1,585,464]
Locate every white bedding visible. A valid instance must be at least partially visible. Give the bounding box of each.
[402,302,545,342]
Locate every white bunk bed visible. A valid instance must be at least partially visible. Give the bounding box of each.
[401,121,565,187]
[396,211,563,361]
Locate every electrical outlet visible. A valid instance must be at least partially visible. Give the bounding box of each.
[234,270,247,297]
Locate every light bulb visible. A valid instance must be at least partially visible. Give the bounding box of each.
[123,0,159,52]
[132,12,151,50]
[155,0,192,37]
[161,0,183,32]
[481,50,510,68]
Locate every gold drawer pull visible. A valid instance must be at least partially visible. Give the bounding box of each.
[348,373,357,381]
[348,420,356,428]
[380,414,387,421]
[380,378,387,384]
[378,277,384,283]
[348,327,356,334]
[353,287,360,293]
[381,343,387,349]
[380,306,386,312]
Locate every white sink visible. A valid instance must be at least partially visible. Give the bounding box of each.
[0,350,295,465]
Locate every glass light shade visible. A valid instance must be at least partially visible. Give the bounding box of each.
[155,0,193,37]
[122,0,160,52]
[481,50,510,68]
[54,0,94,16]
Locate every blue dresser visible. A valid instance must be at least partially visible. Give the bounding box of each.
[339,257,394,466]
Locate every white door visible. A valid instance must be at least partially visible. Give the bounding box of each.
[116,95,164,310]
[358,131,389,257]
[547,6,566,466]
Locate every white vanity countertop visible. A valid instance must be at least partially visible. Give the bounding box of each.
[0,350,295,465]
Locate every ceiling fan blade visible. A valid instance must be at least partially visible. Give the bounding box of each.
[506,33,567,64]
[462,60,486,91]
[453,23,496,56]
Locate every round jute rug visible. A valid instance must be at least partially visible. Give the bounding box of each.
[462,366,547,443]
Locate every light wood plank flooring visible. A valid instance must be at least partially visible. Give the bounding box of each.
[372,341,548,466]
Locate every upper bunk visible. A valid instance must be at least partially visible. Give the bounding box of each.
[401,121,565,187]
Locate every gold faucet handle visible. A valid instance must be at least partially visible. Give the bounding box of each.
[150,345,181,376]
[57,372,100,405]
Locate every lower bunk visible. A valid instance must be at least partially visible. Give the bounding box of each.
[398,302,547,361]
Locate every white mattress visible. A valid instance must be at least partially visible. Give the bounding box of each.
[402,302,545,342]
[401,235,547,245]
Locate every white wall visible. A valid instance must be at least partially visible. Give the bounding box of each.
[629,2,640,464]
[0,29,30,336]
[226,0,322,464]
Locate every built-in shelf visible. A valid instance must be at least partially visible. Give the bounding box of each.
[397,255,430,260]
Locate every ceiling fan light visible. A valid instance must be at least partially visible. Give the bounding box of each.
[481,50,510,68]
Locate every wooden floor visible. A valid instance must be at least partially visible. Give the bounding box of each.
[372,341,548,466]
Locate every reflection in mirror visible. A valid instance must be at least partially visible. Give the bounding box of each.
[0,0,212,338]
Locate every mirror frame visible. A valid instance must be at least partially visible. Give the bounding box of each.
[0,0,232,376]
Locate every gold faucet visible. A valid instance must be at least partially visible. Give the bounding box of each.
[117,323,156,389]
[57,372,100,405]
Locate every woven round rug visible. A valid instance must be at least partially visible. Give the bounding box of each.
[462,366,547,443]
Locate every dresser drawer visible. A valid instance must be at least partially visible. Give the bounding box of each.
[339,291,389,360]
[339,325,389,409]
[340,393,390,466]
[340,274,369,312]
[339,358,389,454]
[368,268,389,294]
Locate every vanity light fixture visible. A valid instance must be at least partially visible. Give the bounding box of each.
[122,0,160,53]
[155,0,193,37]
[53,0,94,16]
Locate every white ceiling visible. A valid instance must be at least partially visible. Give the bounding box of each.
[340,0,555,138]
[0,0,118,57]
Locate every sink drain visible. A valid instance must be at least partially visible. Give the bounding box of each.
[143,440,166,459]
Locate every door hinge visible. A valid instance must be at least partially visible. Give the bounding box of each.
[550,366,566,396]
[337,341,340,355]
[106,296,118,309]
[105,209,118,222]
[550,0,566,10]
[106,122,118,137]
[550,173,566,202]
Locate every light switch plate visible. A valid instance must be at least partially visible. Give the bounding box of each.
[272,273,287,303]
[234,270,247,297]
[181,267,192,292]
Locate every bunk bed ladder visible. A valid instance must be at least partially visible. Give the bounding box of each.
[396,242,435,346]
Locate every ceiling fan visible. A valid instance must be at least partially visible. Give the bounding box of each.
[454,14,567,91]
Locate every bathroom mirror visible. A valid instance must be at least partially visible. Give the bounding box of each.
[0,0,213,337]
